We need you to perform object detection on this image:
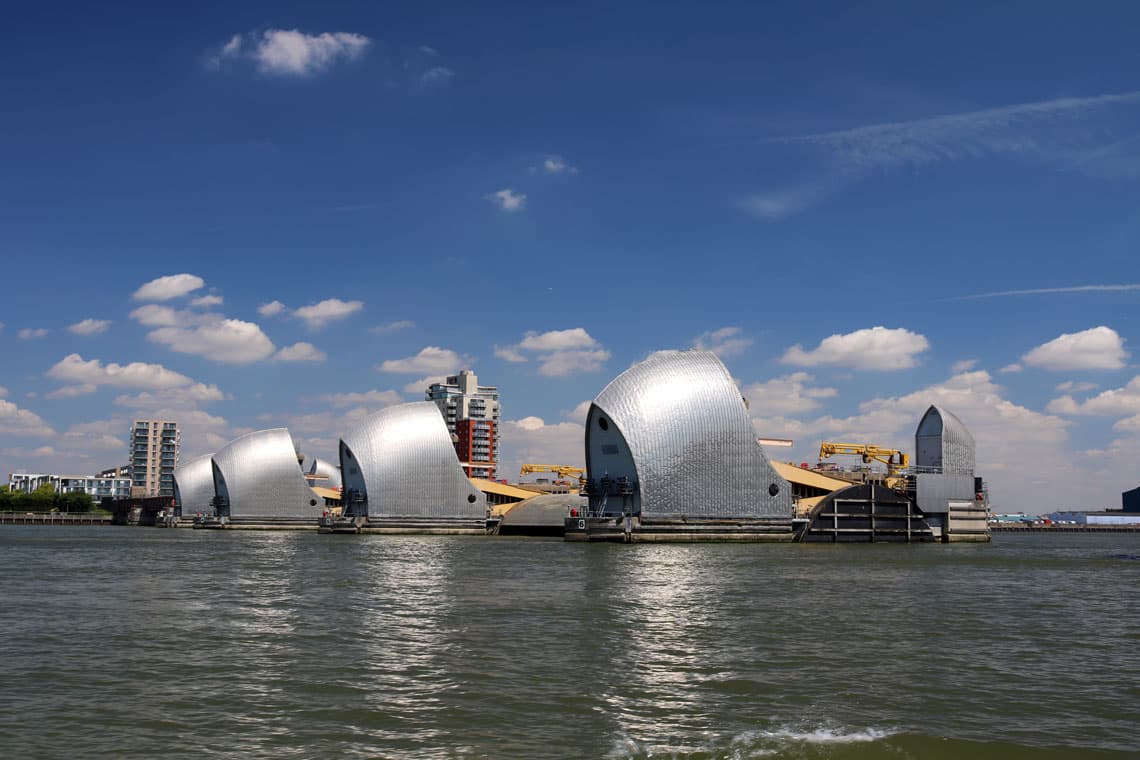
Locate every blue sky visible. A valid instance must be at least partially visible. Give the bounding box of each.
[3,2,1140,512]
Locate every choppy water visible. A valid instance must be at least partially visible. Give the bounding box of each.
[0,528,1137,759]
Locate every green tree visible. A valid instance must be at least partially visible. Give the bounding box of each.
[57,491,94,513]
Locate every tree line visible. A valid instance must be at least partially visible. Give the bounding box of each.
[0,484,97,513]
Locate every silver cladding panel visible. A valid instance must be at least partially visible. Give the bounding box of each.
[173,453,215,516]
[305,456,343,490]
[587,350,791,518]
[211,428,321,518]
[915,473,976,514]
[915,405,976,475]
[338,402,484,518]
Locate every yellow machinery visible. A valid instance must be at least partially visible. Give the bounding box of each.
[519,464,586,489]
[818,442,910,485]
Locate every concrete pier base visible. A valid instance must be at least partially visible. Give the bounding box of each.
[564,515,797,542]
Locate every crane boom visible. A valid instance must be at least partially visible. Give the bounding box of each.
[818,442,910,474]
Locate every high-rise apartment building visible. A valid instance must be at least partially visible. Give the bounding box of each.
[426,370,500,479]
[129,419,180,498]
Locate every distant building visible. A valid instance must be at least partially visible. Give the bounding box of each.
[7,472,132,501]
[426,370,500,479]
[129,419,180,498]
[1124,486,1140,513]
[97,465,131,479]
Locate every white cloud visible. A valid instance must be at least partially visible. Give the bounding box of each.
[113,384,226,409]
[0,445,55,458]
[133,273,205,301]
[402,375,447,395]
[1022,326,1128,371]
[1056,380,1098,393]
[1047,376,1140,417]
[537,349,610,377]
[258,300,287,317]
[48,354,198,390]
[294,298,364,329]
[951,358,978,373]
[147,320,276,364]
[370,320,415,334]
[379,347,466,374]
[0,386,6,398]
[252,29,370,76]
[0,399,54,436]
[275,342,328,363]
[18,328,48,340]
[67,318,111,336]
[129,304,220,327]
[486,188,526,212]
[1000,363,1023,374]
[321,389,403,408]
[781,326,930,370]
[190,294,224,308]
[540,155,577,174]
[421,66,454,85]
[497,328,609,377]
[45,384,97,399]
[693,326,753,358]
[517,328,598,352]
[741,372,838,416]
[494,345,527,363]
[564,400,592,423]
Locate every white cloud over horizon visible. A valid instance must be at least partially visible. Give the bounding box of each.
[496,328,611,377]
[147,320,277,364]
[693,326,753,357]
[212,29,371,76]
[378,346,466,374]
[486,188,526,212]
[133,273,205,301]
[1022,326,1128,371]
[781,326,930,370]
[67,318,112,336]
[294,298,364,329]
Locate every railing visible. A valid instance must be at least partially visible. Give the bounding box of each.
[0,512,113,525]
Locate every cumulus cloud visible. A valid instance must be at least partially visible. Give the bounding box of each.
[1047,376,1140,417]
[497,328,611,377]
[486,188,526,212]
[275,342,328,362]
[17,328,48,340]
[45,384,97,399]
[128,304,219,328]
[320,389,403,408]
[1056,380,1099,393]
[258,300,287,317]
[537,155,577,175]
[370,320,415,334]
[1000,363,1023,374]
[146,320,276,364]
[190,294,224,308]
[294,298,364,329]
[564,400,592,423]
[403,375,447,395]
[379,347,466,374]
[740,372,838,416]
[133,273,205,301]
[66,318,111,336]
[0,399,55,436]
[214,29,371,76]
[113,384,227,409]
[0,445,55,458]
[951,359,978,373]
[1021,326,1128,371]
[781,326,930,370]
[48,354,198,390]
[693,326,753,357]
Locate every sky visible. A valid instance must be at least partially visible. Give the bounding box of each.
[2,1,1140,513]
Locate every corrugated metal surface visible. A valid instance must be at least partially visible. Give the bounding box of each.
[586,350,791,518]
[1087,513,1140,526]
[338,402,484,518]
[915,473,976,514]
[211,428,321,518]
[305,456,343,490]
[915,405,975,476]
[172,453,215,516]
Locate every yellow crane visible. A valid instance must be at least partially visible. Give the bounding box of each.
[519,464,586,488]
[818,442,910,475]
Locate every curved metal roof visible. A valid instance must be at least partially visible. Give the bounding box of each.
[338,402,484,518]
[915,405,976,475]
[211,428,321,518]
[173,453,215,516]
[586,350,791,518]
[304,456,342,490]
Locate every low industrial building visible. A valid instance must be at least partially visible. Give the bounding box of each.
[569,350,794,541]
[7,472,132,501]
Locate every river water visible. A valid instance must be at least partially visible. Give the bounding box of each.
[0,527,1137,758]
